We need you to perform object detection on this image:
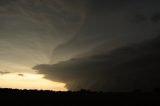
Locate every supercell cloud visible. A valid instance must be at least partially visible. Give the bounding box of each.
[34,0,160,91]
[34,36,160,91]
[0,0,160,91]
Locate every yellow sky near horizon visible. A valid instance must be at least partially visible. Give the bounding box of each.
[0,72,67,91]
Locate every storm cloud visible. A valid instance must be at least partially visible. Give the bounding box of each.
[0,0,160,91]
[34,35,160,91]
[32,0,160,91]
[50,0,160,63]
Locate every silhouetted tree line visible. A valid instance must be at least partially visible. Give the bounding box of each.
[0,88,159,105]
[0,88,159,97]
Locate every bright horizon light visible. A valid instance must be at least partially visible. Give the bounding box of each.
[0,73,68,91]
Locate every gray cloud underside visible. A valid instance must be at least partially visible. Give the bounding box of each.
[34,35,160,91]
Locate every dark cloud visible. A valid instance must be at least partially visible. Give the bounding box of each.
[0,71,10,75]
[34,0,160,91]
[132,14,147,23]
[18,74,24,77]
[50,0,160,64]
[151,13,160,23]
[33,35,160,91]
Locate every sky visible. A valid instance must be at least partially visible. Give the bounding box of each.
[0,0,160,91]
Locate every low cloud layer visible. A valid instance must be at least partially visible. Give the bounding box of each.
[34,35,160,91]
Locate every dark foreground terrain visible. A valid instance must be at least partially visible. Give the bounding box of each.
[0,88,159,105]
